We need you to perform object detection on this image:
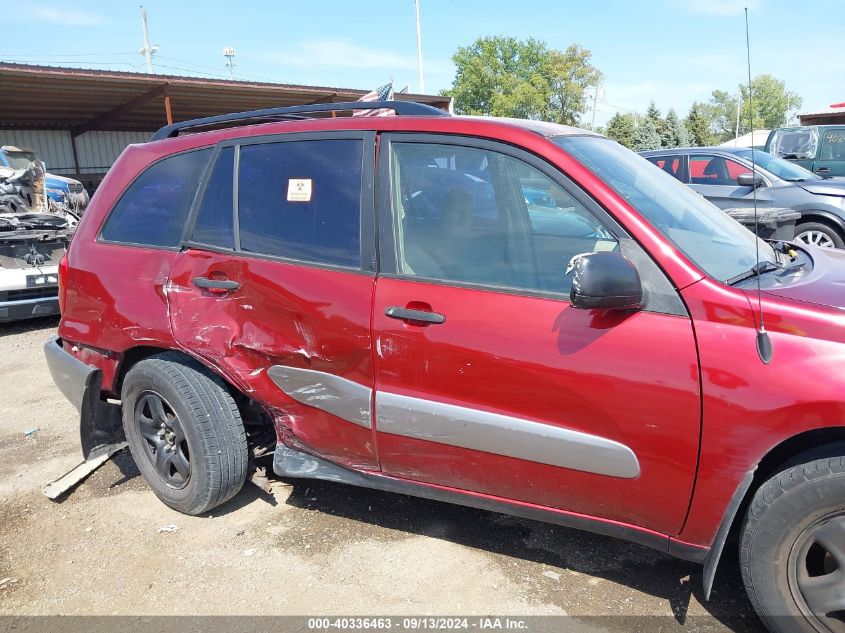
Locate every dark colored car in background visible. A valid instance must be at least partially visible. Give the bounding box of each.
[766,125,845,177]
[641,146,845,248]
[44,102,845,633]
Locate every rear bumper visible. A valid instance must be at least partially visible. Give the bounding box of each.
[0,296,59,322]
[43,336,125,459]
[43,336,97,411]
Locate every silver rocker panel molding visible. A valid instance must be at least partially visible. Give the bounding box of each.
[267,365,372,428]
[376,391,641,479]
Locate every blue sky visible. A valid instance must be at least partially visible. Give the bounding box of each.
[4,0,843,127]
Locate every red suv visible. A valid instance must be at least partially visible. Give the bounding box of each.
[44,101,845,633]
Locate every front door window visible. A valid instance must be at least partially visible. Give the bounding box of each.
[390,142,617,296]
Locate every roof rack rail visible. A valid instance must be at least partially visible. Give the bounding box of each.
[150,100,449,141]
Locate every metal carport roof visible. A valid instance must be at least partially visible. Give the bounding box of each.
[0,63,452,134]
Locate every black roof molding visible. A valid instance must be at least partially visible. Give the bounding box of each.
[150,100,449,141]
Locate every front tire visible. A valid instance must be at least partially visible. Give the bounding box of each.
[794,222,844,249]
[741,452,845,633]
[121,353,248,515]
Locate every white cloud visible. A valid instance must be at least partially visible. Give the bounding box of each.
[266,39,419,71]
[686,0,760,16]
[31,7,107,26]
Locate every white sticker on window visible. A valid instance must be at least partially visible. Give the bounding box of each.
[287,178,312,202]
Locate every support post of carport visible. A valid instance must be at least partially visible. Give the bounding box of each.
[164,86,173,125]
[69,134,81,180]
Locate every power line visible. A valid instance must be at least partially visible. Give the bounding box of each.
[0,52,136,58]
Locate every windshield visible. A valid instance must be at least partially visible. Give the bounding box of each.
[3,150,38,170]
[734,149,821,181]
[554,135,777,282]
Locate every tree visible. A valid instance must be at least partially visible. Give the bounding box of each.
[446,36,602,124]
[706,89,740,142]
[685,102,715,147]
[740,74,802,130]
[645,101,669,147]
[664,109,691,148]
[704,75,802,143]
[447,36,549,118]
[541,44,602,125]
[604,112,636,148]
[632,118,661,151]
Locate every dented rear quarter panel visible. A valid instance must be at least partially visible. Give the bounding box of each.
[57,143,205,392]
[167,249,379,470]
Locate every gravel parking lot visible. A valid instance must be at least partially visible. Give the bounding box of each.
[0,317,763,631]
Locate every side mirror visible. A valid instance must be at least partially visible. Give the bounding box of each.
[737,172,764,188]
[570,252,643,311]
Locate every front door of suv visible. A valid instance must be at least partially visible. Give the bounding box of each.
[688,154,772,210]
[371,135,702,535]
[168,132,380,471]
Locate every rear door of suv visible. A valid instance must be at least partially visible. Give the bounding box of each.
[370,134,702,536]
[167,131,380,471]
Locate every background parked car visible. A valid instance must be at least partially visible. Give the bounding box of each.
[0,145,89,212]
[641,146,845,248]
[765,125,845,177]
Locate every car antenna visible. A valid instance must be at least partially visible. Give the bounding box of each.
[745,7,773,364]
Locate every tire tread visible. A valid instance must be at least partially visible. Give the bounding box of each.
[122,352,248,515]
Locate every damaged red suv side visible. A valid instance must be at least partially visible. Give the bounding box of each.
[45,101,845,633]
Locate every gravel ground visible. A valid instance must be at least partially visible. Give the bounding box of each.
[0,317,764,631]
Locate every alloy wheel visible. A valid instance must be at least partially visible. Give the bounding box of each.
[789,513,845,633]
[795,230,836,248]
[134,391,191,489]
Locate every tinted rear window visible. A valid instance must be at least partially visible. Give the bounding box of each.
[100,149,211,247]
[237,139,363,268]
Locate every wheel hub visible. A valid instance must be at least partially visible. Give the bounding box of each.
[134,392,191,489]
[790,513,845,633]
[795,230,835,248]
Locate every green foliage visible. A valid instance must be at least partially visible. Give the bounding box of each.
[632,117,662,151]
[543,45,603,125]
[604,112,636,148]
[700,75,803,143]
[664,109,691,148]
[685,102,715,147]
[447,36,601,124]
[645,101,670,147]
[705,89,739,142]
[740,74,802,130]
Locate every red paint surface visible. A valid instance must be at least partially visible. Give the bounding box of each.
[57,113,845,552]
[373,277,701,535]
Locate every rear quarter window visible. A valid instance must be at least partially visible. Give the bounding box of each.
[236,139,363,268]
[100,148,211,247]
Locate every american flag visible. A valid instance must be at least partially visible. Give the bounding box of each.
[353,82,394,117]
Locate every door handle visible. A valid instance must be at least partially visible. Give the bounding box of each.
[192,276,240,292]
[385,306,446,324]
[816,167,831,174]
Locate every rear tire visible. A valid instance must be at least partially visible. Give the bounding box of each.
[794,222,844,249]
[121,352,248,515]
[740,450,845,633]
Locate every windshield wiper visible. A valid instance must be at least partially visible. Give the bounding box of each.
[783,178,807,182]
[727,261,781,286]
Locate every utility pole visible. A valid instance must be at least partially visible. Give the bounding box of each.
[414,0,425,93]
[139,5,158,73]
[223,47,237,80]
[735,94,742,139]
[591,85,601,131]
